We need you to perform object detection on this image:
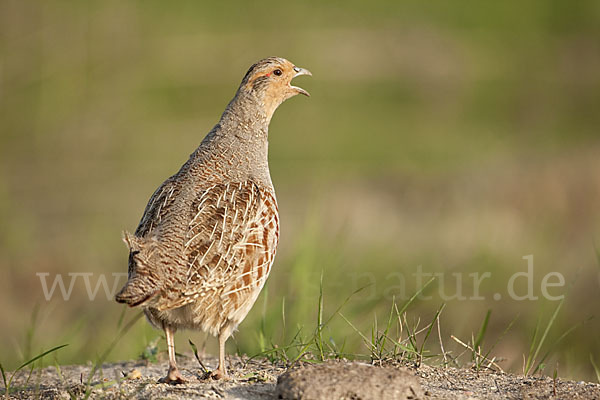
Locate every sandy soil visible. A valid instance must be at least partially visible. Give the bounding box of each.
[4,355,600,399]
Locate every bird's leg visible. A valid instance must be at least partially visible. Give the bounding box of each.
[158,324,187,384]
[212,329,230,380]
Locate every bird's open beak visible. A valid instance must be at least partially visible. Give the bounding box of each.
[291,66,312,97]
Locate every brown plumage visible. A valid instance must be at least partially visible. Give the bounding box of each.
[115,57,311,383]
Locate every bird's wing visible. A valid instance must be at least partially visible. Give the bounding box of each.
[156,180,279,311]
[116,178,182,306]
[135,177,180,238]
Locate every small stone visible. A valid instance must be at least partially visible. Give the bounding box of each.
[126,369,142,380]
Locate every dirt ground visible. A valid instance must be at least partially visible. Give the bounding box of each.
[4,355,600,399]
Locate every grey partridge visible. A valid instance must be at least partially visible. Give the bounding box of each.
[115,57,311,383]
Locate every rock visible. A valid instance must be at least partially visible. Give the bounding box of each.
[125,368,142,380]
[275,361,424,400]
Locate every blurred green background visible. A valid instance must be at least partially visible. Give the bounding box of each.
[1,0,599,381]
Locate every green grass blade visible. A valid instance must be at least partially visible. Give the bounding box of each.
[281,296,286,341]
[16,344,69,372]
[524,316,541,374]
[316,271,324,361]
[116,306,127,329]
[590,354,600,383]
[483,313,519,361]
[530,299,564,372]
[339,313,373,350]
[473,309,491,357]
[188,339,208,374]
[321,284,372,332]
[378,297,396,358]
[259,286,269,353]
[533,316,587,375]
[85,311,143,390]
[0,361,7,390]
[371,312,378,359]
[402,313,418,356]
[419,303,445,363]
[379,332,420,356]
[24,303,40,361]
[290,282,374,364]
[396,277,436,317]
[339,336,347,355]
[525,298,564,375]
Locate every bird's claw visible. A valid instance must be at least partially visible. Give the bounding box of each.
[210,368,229,380]
[158,367,188,385]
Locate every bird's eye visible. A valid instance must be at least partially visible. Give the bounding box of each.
[273,69,282,76]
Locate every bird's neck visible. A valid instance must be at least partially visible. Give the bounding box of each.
[193,90,274,185]
[219,90,273,141]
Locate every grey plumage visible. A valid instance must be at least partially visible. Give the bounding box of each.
[115,57,311,382]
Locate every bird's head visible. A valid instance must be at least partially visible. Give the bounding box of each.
[239,57,311,118]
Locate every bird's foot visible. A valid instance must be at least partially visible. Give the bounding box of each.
[209,367,229,380]
[158,367,187,385]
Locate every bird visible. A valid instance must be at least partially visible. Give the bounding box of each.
[115,57,311,383]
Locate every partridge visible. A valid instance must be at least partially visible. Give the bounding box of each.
[115,57,311,383]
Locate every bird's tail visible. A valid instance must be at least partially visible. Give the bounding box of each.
[115,231,161,307]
